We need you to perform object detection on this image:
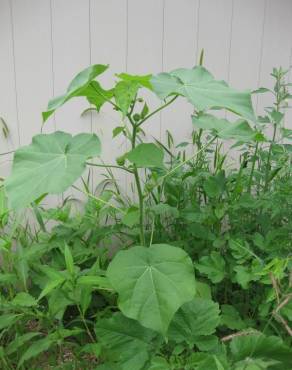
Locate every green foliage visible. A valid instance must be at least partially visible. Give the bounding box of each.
[107,244,196,335]
[126,143,164,168]
[5,131,101,209]
[42,64,108,121]
[1,62,292,369]
[151,66,255,120]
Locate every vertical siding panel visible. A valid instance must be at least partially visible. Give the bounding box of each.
[50,0,92,203]
[10,0,58,208]
[197,0,233,80]
[161,0,200,146]
[0,0,19,177]
[50,0,91,135]
[257,0,292,119]
[11,0,53,145]
[228,0,266,90]
[89,0,128,195]
[127,0,164,142]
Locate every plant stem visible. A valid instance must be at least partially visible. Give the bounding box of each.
[160,136,217,181]
[137,95,178,127]
[86,162,132,173]
[247,141,259,193]
[264,123,277,192]
[90,82,120,110]
[72,185,126,214]
[130,123,146,245]
[133,166,146,246]
[77,305,95,343]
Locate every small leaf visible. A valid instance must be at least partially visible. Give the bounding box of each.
[6,332,41,355]
[126,143,164,168]
[17,337,53,368]
[77,275,112,290]
[107,244,196,335]
[0,314,21,330]
[85,81,114,111]
[38,277,65,301]
[12,292,37,307]
[121,207,140,227]
[113,126,125,138]
[193,114,257,142]
[148,357,170,369]
[252,87,271,94]
[141,102,149,119]
[114,80,139,116]
[64,244,74,275]
[195,252,225,283]
[234,266,253,289]
[116,73,153,90]
[220,304,246,330]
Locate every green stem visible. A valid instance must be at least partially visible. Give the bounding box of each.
[134,166,146,246]
[264,123,277,192]
[86,162,133,173]
[247,141,259,193]
[90,82,120,110]
[160,136,217,181]
[137,95,178,127]
[77,305,95,343]
[72,185,126,214]
[130,123,145,245]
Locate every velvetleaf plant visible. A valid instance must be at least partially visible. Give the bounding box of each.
[1,60,292,369]
[4,62,255,334]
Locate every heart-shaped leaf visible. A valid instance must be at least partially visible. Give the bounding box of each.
[168,298,220,344]
[126,143,164,168]
[5,131,101,209]
[95,313,156,370]
[107,244,196,335]
[42,64,108,122]
[151,66,255,121]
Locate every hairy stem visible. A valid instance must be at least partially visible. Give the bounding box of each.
[247,141,259,193]
[130,123,145,245]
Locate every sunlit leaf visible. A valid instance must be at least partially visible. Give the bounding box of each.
[151,66,255,121]
[5,131,101,209]
[43,64,108,121]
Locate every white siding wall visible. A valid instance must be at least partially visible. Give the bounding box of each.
[1,0,292,180]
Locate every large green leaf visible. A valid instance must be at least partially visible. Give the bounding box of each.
[151,66,255,121]
[192,113,257,142]
[230,333,292,368]
[107,244,196,335]
[5,131,101,209]
[168,298,220,344]
[42,64,108,122]
[95,313,156,370]
[126,143,164,168]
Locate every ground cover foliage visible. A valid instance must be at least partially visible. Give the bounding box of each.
[1,55,292,369]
